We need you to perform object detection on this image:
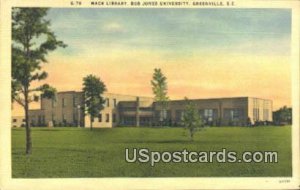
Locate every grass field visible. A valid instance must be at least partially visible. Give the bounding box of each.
[12,126,292,178]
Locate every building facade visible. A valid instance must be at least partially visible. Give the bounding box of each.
[11,116,25,128]
[152,97,273,126]
[29,91,84,127]
[84,94,154,128]
[28,91,272,128]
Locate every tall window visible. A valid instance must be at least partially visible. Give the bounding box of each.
[52,99,57,108]
[106,114,110,122]
[62,98,65,107]
[73,96,76,107]
[175,110,184,122]
[204,109,213,121]
[113,98,117,107]
[98,113,102,122]
[230,109,240,121]
[106,98,109,107]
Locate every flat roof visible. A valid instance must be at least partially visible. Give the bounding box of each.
[54,91,272,102]
[56,91,153,99]
[170,97,272,102]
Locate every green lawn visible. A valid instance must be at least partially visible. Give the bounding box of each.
[12,126,292,178]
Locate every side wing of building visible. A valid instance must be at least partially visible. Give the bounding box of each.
[153,97,273,126]
[154,97,249,126]
[248,97,273,124]
[85,94,154,128]
[29,91,84,127]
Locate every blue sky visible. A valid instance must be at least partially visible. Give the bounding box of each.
[13,8,292,115]
[28,8,290,111]
[47,8,291,57]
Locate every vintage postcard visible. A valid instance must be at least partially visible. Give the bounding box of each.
[0,0,299,189]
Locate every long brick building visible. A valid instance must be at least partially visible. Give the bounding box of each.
[27,91,273,127]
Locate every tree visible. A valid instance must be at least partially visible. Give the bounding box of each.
[181,98,204,141]
[12,8,66,155]
[151,68,169,126]
[273,106,292,125]
[82,75,107,130]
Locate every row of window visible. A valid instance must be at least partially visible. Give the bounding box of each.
[49,113,116,124]
[92,113,116,123]
[12,118,25,123]
[120,116,152,126]
[105,98,117,108]
[31,115,45,125]
[174,109,245,122]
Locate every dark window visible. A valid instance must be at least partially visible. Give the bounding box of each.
[62,98,65,107]
[106,98,109,107]
[175,110,183,122]
[199,109,204,118]
[224,108,244,122]
[52,99,57,108]
[38,115,42,124]
[73,96,76,107]
[204,109,213,122]
[22,119,25,122]
[98,113,102,122]
[106,114,109,122]
[62,114,66,123]
[123,116,135,125]
[113,98,117,107]
[91,117,94,122]
[230,110,239,120]
[113,114,116,123]
[13,119,17,122]
[73,113,76,121]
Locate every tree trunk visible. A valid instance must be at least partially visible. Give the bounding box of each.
[24,87,32,155]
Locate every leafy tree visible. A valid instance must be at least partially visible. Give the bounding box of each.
[82,75,107,130]
[273,106,292,125]
[151,68,169,126]
[12,8,66,155]
[181,98,204,141]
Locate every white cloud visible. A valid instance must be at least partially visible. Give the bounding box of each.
[102,22,125,33]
